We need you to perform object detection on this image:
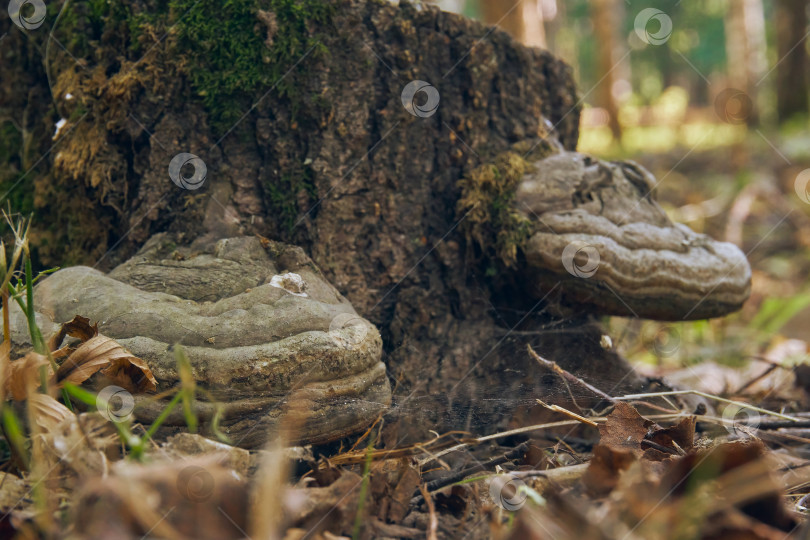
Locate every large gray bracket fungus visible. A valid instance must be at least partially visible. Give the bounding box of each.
[10,235,391,448]
[517,152,752,320]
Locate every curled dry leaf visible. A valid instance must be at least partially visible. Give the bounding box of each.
[642,415,696,461]
[47,315,98,357]
[52,315,157,393]
[578,404,794,539]
[287,471,364,536]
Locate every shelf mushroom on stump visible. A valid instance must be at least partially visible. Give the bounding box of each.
[9,236,391,448]
[515,152,751,321]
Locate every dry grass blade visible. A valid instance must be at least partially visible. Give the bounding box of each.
[249,435,290,540]
[616,390,800,422]
[0,340,10,404]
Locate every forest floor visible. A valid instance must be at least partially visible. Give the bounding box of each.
[2,128,810,540]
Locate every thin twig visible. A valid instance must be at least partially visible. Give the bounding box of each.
[537,400,599,427]
[414,442,530,501]
[528,345,616,403]
[616,390,800,422]
[420,483,438,540]
[733,364,778,396]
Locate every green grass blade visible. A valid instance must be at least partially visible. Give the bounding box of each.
[146,390,182,439]
[174,345,198,433]
[2,405,29,470]
[352,429,375,540]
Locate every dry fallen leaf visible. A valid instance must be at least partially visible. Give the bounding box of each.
[597,402,654,456]
[48,315,98,357]
[28,393,73,433]
[582,445,636,497]
[642,415,696,461]
[51,316,157,393]
[4,352,50,401]
[287,471,363,536]
[73,456,249,540]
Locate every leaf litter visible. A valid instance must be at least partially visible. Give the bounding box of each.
[2,323,810,538]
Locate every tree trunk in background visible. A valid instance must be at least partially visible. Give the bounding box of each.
[775,0,810,124]
[724,0,767,125]
[542,0,561,51]
[590,0,624,141]
[481,0,547,48]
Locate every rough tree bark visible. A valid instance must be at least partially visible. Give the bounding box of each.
[0,0,645,437]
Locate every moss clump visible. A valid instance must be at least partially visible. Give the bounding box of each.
[457,137,560,270]
[457,152,534,269]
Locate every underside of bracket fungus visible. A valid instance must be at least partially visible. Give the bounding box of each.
[516,152,752,320]
[9,236,390,448]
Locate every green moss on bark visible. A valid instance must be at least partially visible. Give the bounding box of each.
[128,0,334,133]
[457,140,558,269]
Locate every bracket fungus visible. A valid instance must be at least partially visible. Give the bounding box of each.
[10,236,391,448]
[516,152,752,320]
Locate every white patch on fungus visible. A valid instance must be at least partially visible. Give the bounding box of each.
[270,272,308,297]
[53,118,67,140]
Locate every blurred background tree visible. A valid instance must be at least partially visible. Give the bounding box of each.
[432,0,810,152]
